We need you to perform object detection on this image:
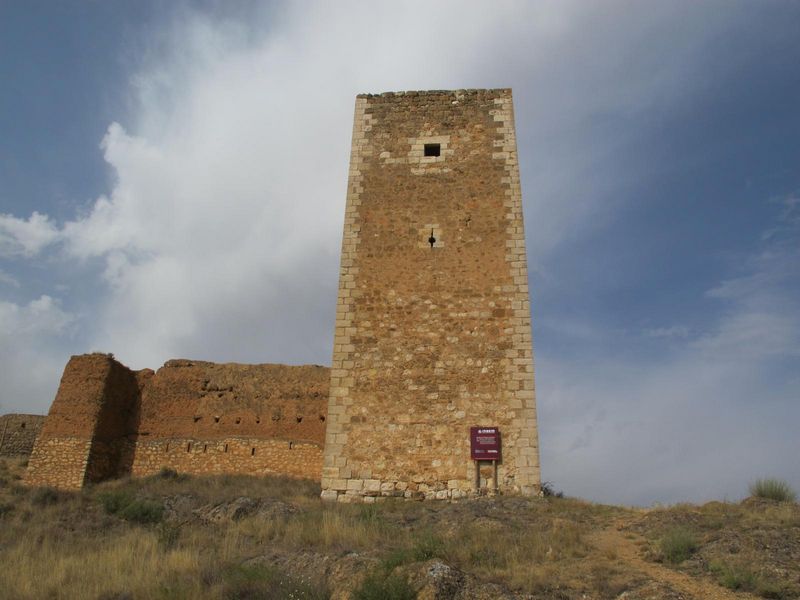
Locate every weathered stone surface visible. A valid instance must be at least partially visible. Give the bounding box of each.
[0,414,44,457]
[321,89,541,502]
[25,353,329,489]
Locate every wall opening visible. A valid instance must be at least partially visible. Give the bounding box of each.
[424,143,440,157]
[224,443,228,453]
[186,443,191,452]
[20,422,26,429]
[296,416,303,423]
[251,447,256,456]
[203,444,207,453]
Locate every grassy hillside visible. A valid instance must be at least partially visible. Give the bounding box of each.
[1,457,797,599]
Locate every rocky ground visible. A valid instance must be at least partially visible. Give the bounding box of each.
[0,457,797,599]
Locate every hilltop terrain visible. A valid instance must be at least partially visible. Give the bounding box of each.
[1,458,797,599]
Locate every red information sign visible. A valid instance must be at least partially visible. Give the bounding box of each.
[470,426,501,461]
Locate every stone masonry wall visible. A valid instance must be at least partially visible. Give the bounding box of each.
[26,355,328,489]
[0,414,45,457]
[26,354,126,489]
[130,360,327,479]
[321,89,540,502]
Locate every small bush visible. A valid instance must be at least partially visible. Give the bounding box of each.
[97,489,163,524]
[157,467,180,480]
[659,527,698,564]
[97,489,135,514]
[749,478,797,503]
[122,499,163,524]
[351,571,415,600]
[31,487,63,507]
[712,561,758,590]
[221,564,328,600]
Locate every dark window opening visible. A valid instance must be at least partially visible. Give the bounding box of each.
[165,443,169,452]
[296,416,303,423]
[251,447,256,456]
[424,143,440,157]
[214,416,220,423]
[224,444,228,453]
[235,417,241,424]
[193,416,201,423]
[288,441,294,450]
[20,422,26,429]
[256,417,261,424]
[186,443,191,452]
[320,415,326,422]
[203,444,207,453]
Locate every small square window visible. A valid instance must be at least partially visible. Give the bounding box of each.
[424,143,441,157]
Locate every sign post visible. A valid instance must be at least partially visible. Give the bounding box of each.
[470,426,501,493]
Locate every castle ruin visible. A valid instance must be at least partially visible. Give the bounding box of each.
[16,89,540,498]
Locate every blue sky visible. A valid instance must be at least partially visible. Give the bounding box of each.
[1,1,798,505]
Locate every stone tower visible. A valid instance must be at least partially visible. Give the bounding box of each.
[321,89,540,502]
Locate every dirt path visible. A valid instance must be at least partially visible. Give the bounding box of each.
[590,518,759,600]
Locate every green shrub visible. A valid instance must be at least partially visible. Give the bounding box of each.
[97,489,163,524]
[157,467,180,480]
[221,564,328,600]
[712,561,757,590]
[97,489,135,514]
[119,499,163,524]
[659,528,698,564]
[749,478,797,503]
[31,487,63,507]
[711,561,791,598]
[352,571,415,600]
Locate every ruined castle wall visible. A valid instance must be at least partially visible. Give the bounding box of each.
[26,355,328,488]
[0,414,45,457]
[130,360,327,479]
[26,354,128,489]
[322,90,540,502]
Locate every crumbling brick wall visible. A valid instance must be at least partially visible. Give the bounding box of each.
[26,355,328,489]
[0,414,45,457]
[321,90,540,502]
[130,360,328,479]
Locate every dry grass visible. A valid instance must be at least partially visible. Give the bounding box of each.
[2,458,798,599]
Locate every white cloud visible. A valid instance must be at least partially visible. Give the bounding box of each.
[0,296,75,414]
[0,211,60,257]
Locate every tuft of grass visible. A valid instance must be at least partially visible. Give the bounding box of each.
[711,561,790,599]
[659,527,698,564]
[351,571,415,600]
[749,478,797,503]
[411,531,446,561]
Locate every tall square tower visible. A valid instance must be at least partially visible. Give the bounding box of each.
[321,89,540,501]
